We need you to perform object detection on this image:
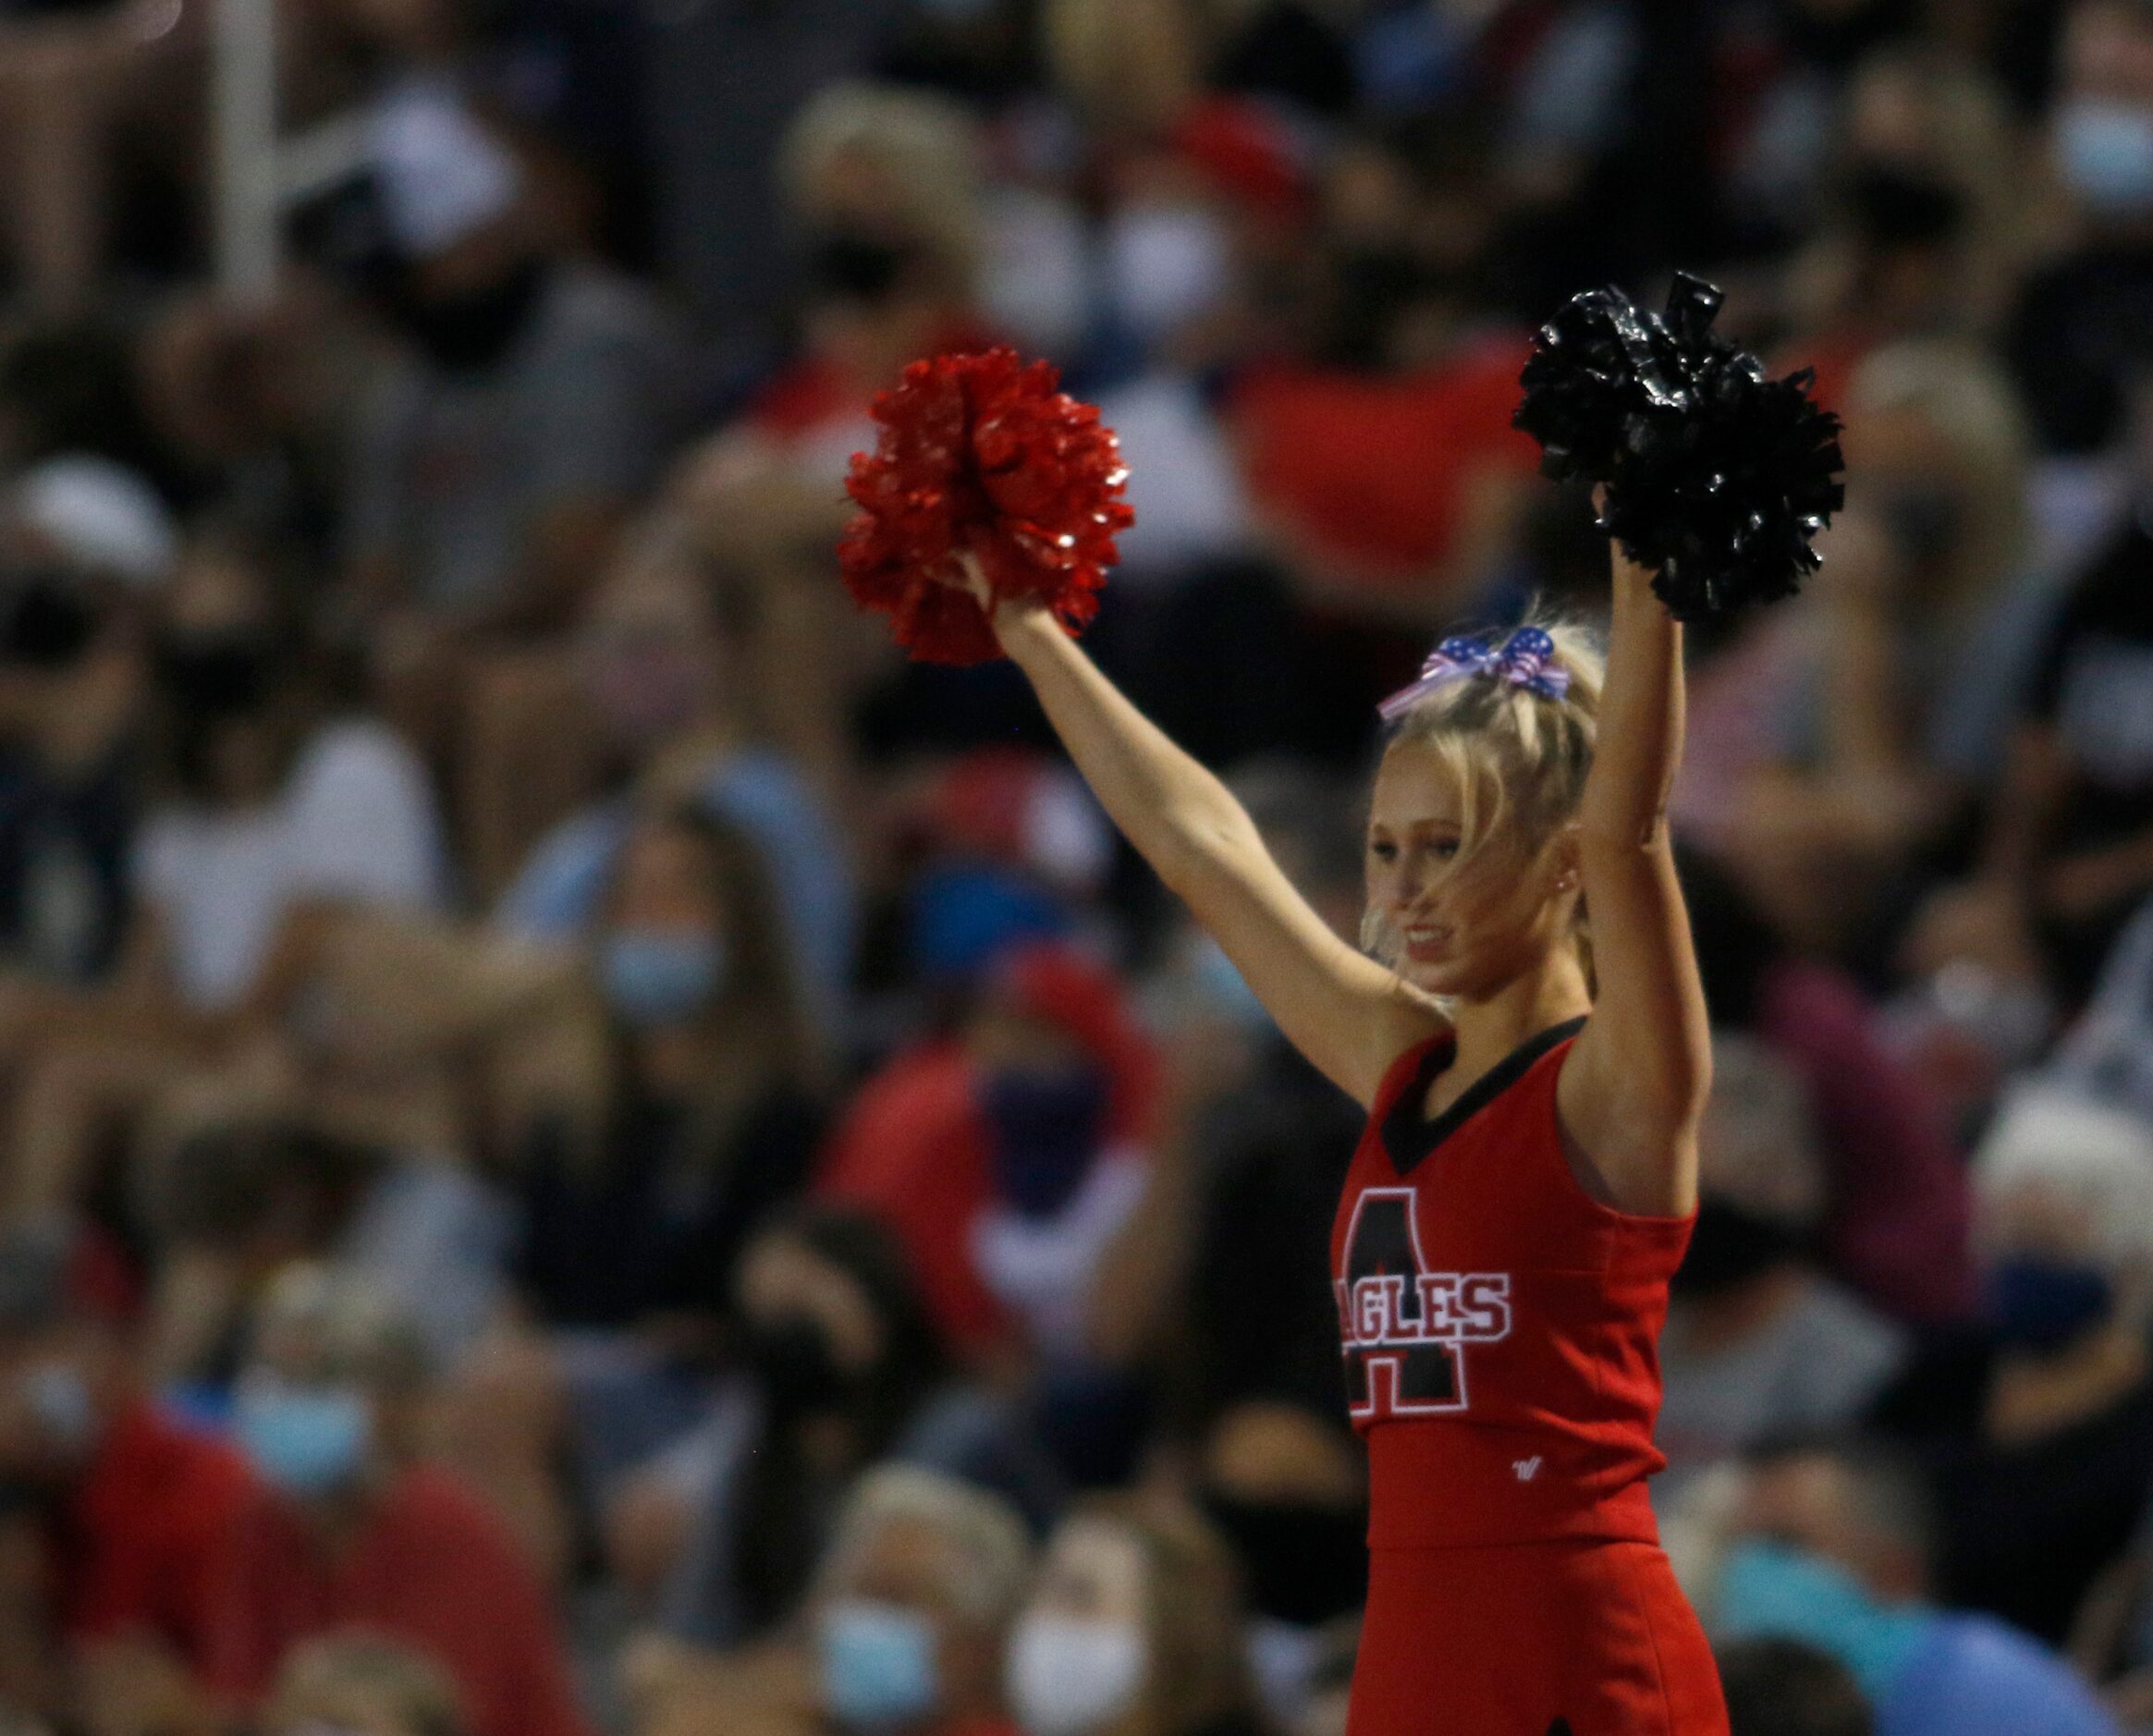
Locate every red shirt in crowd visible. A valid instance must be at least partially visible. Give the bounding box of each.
[202,1464,592,1736]
[815,943,1161,1360]
[52,1400,255,1667]
[817,1038,1004,1352]
[1229,333,1543,583]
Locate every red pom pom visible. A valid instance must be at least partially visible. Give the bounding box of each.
[838,348,1136,666]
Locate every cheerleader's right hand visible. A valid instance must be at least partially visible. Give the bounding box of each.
[939,550,1052,650]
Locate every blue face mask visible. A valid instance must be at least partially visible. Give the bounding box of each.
[982,1063,1111,1218]
[234,1381,371,1498]
[1987,1256,2114,1355]
[600,930,727,1028]
[818,1598,939,1729]
[1713,1540,1928,1703]
[2059,98,2153,218]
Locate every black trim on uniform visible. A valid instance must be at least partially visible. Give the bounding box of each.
[1380,1016,1588,1177]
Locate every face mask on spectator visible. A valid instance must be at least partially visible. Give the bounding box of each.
[235,1379,372,1498]
[1670,1200,1804,1298]
[1203,1493,1365,1629]
[17,1361,94,1458]
[386,257,548,373]
[0,573,98,672]
[2058,97,2153,218]
[1874,484,1961,570]
[156,629,281,717]
[1985,1255,2115,1354]
[806,229,918,305]
[600,930,728,1028]
[1106,203,1232,345]
[742,1310,854,1421]
[982,1064,1111,1218]
[1712,1539,1927,1704]
[818,1598,940,1727]
[1006,1613,1146,1736]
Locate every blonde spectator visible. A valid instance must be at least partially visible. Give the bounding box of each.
[778,82,985,306]
[1007,1495,1263,1736]
[263,1634,470,1736]
[204,1267,593,1736]
[1865,1086,2153,1650]
[809,1467,1034,1735]
[1698,340,2033,954]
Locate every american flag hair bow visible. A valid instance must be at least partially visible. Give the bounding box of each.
[1377,627,1571,722]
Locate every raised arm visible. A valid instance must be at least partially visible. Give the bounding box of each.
[1558,545,1712,1216]
[970,565,1441,1107]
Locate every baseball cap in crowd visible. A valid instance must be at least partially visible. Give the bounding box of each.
[285,77,522,275]
[1973,1082,2153,1266]
[7,455,177,590]
[368,79,521,260]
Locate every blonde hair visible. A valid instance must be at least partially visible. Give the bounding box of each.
[778,82,984,290]
[267,1634,468,1736]
[1844,337,2030,621]
[817,1466,1033,1629]
[1067,1494,1254,1736]
[1361,613,1604,968]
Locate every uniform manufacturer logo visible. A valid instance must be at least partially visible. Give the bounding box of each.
[1513,1456,1542,1482]
[1336,1187,1511,1418]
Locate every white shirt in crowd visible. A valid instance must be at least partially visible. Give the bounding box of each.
[135,719,449,1009]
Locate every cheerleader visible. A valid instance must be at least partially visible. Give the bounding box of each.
[939,535,1729,1735]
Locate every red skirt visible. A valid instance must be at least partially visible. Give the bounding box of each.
[1349,1540,1729,1735]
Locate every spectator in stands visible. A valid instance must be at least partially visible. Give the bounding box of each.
[628,1465,1034,1736]
[1872,1085,2153,1649]
[1678,853,1975,1324]
[0,552,148,984]
[1007,1495,1265,1736]
[335,79,681,635]
[454,804,826,1582]
[2009,0,2153,456]
[1657,1036,1908,1505]
[491,520,856,1042]
[1227,115,1542,618]
[652,1206,1055,1649]
[1907,358,2153,1013]
[1706,1436,2115,1736]
[1196,1401,1366,1730]
[670,81,989,567]
[137,1113,508,1389]
[0,1222,253,1724]
[818,939,1156,1384]
[508,804,825,1352]
[1716,1638,1874,1736]
[129,528,447,1016]
[810,1468,1033,1736]
[204,1265,592,1736]
[263,1634,470,1736]
[1701,339,2031,960]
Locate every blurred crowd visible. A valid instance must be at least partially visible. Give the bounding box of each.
[4,0,2153,1733]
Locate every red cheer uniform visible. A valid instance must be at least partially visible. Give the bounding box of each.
[1331,1019,1729,1735]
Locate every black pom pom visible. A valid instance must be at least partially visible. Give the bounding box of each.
[1513,272,1846,622]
